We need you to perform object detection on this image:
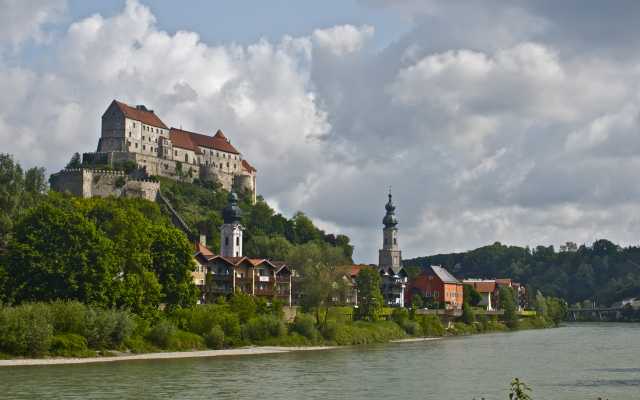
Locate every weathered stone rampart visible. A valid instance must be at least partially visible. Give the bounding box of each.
[49,168,159,201]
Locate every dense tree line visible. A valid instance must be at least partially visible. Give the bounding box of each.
[153,175,354,261]
[405,239,640,307]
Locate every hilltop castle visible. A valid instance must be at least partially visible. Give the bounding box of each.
[50,100,257,203]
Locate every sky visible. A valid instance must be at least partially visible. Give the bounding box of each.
[2,0,640,264]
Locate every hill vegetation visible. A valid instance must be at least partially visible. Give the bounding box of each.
[405,240,640,307]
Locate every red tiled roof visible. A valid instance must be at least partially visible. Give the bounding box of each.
[242,159,257,172]
[464,281,496,293]
[192,242,214,256]
[222,257,247,265]
[496,279,512,285]
[169,128,202,154]
[214,130,226,139]
[348,265,372,276]
[170,127,240,154]
[114,101,168,129]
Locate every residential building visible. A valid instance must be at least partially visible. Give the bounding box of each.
[374,265,408,306]
[462,280,498,310]
[405,265,464,309]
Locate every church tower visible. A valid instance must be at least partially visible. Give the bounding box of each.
[219,188,245,257]
[378,191,402,268]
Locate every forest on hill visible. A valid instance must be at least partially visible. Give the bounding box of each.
[405,240,640,307]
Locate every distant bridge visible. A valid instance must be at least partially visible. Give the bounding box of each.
[567,308,619,322]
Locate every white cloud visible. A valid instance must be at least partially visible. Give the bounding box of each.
[312,24,374,56]
[0,0,67,51]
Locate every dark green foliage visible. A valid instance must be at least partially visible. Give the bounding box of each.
[355,267,383,321]
[500,286,519,330]
[509,377,532,400]
[229,292,256,324]
[320,321,340,340]
[94,175,101,184]
[292,315,318,340]
[477,312,489,331]
[148,320,176,348]
[418,314,445,336]
[115,176,126,187]
[65,152,82,169]
[204,325,225,349]
[4,203,120,307]
[412,293,423,309]
[0,303,52,356]
[83,307,136,349]
[391,307,409,324]
[461,303,476,325]
[546,296,568,325]
[399,319,420,336]
[405,239,640,307]
[463,284,483,307]
[427,296,439,309]
[405,265,420,281]
[50,333,88,355]
[243,314,286,341]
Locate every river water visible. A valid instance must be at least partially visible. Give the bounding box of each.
[1,323,638,399]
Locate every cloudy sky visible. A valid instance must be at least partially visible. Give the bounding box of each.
[2,0,640,263]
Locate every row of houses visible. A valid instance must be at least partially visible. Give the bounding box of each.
[188,189,525,311]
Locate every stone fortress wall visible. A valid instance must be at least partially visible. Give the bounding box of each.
[49,168,160,202]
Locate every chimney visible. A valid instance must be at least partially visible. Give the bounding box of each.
[136,105,148,111]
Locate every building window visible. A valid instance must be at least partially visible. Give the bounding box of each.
[225,236,229,246]
[218,268,222,274]
[435,291,439,298]
[143,145,146,150]
[223,154,226,158]
[233,164,236,169]
[219,163,222,168]
[197,158,200,164]
[129,132,131,137]
[226,163,229,167]
[148,137,151,141]
[155,138,157,143]
[426,291,431,297]
[394,238,397,244]
[142,136,145,141]
[236,237,239,246]
[384,238,387,245]
[174,150,177,156]
[128,141,131,147]
[184,154,188,163]
[429,276,433,279]
[217,152,219,157]
[132,123,136,127]
[427,285,430,290]
[135,143,138,148]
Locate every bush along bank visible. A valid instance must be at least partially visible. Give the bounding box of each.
[0,298,561,359]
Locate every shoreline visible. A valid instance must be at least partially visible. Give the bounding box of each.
[0,346,338,367]
[0,338,444,367]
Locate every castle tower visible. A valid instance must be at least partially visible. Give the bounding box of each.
[379,191,402,268]
[219,188,245,257]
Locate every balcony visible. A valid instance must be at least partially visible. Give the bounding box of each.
[275,290,290,296]
[254,276,274,283]
[254,289,275,296]
[275,276,291,283]
[235,277,252,284]
[209,275,232,282]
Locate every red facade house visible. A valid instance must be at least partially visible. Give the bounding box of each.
[404,265,464,309]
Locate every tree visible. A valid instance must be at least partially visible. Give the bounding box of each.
[406,265,421,281]
[292,211,324,244]
[534,290,547,319]
[461,303,476,326]
[65,152,82,169]
[3,203,120,307]
[412,293,423,309]
[427,296,439,309]
[289,242,350,326]
[546,296,568,325]
[0,154,25,239]
[463,284,483,307]
[356,267,383,321]
[335,234,354,261]
[499,286,519,330]
[244,235,293,260]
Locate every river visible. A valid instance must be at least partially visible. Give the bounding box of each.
[1,322,638,399]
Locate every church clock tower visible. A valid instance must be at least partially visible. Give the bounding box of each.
[379,191,402,268]
[219,188,245,257]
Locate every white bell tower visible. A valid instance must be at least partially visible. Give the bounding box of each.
[219,188,245,257]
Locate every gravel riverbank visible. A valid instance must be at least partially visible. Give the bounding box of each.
[0,346,338,367]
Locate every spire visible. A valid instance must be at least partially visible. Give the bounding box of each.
[382,191,398,228]
[222,187,243,225]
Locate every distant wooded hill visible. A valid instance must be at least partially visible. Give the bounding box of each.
[404,240,640,307]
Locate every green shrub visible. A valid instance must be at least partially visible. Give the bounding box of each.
[50,300,88,335]
[204,325,225,349]
[461,303,476,326]
[418,314,445,336]
[0,303,52,356]
[148,320,176,348]
[243,315,286,341]
[391,307,409,324]
[50,333,88,355]
[115,176,126,187]
[173,329,203,350]
[477,312,489,331]
[448,322,477,335]
[84,307,136,349]
[94,176,101,184]
[320,322,340,341]
[399,320,421,336]
[292,315,318,341]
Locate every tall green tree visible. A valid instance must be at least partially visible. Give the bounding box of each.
[546,297,568,325]
[289,242,350,326]
[356,267,383,321]
[533,290,547,318]
[405,265,421,281]
[463,284,483,307]
[461,303,476,325]
[244,235,293,261]
[499,286,519,330]
[292,211,324,244]
[3,203,120,307]
[335,234,354,261]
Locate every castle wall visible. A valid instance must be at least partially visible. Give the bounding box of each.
[91,170,127,198]
[125,179,160,202]
[49,169,92,198]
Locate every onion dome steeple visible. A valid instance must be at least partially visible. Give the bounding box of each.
[383,191,398,228]
[222,188,243,226]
